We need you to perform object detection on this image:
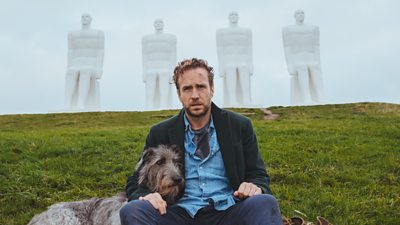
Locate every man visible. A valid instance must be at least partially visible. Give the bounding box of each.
[65,13,104,111]
[282,9,323,105]
[120,58,282,225]
[142,19,177,110]
[216,11,253,107]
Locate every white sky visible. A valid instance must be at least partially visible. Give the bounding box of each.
[0,0,399,115]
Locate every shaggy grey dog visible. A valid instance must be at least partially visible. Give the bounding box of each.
[27,192,127,225]
[27,145,184,225]
[137,144,185,204]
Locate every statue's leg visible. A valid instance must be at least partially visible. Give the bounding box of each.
[290,75,303,105]
[238,67,251,106]
[77,72,92,109]
[145,74,157,109]
[296,66,311,104]
[309,66,323,102]
[224,67,237,107]
[95,79,101,109]
[86,77,100,110]
[159,73,172,109]
[65,70,79,109]
[223,76,228,106]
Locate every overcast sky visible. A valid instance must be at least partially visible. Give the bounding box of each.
[0,0,399,115]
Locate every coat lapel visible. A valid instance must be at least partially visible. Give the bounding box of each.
[211,103,240,189]
[168,109,185,153]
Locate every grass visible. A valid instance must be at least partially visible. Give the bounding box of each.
[0,102,399,225]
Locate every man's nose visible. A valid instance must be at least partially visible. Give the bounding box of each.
[191,89,199,99]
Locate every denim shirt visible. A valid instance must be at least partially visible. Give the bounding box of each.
[176,114,236,218]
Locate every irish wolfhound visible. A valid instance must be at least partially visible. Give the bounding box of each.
[28,144,185,225]
[136,144,185,204]
[27,192,127,225]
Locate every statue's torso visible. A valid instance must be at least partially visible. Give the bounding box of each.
[217,27,252,66]
[68,29,104,68]
[283,25,318,57]
[142,33,176,72]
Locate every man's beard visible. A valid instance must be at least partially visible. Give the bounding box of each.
[185,103,211,119]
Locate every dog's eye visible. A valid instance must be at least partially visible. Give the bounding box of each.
[156,158,165,165]
[174,161,183,169]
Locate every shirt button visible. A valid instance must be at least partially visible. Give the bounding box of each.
[199,166,203,169]
[202,183,205,186]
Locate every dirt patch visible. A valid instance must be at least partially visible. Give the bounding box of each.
[261,108,280,120]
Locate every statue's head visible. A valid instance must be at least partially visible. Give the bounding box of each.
[228,11,239,24]
[294,9,305,23]
[154,19,164,31]
[81,13,92,26]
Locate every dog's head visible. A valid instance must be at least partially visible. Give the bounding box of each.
[138,145,185,204]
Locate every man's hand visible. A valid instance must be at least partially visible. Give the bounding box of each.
[233,182,262,200]
[139,192,167,215]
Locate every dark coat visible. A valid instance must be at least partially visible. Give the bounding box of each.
[126,103,271,201]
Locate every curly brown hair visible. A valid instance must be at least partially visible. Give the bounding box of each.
[172,58,214,91]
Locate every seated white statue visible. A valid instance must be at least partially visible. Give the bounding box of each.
[142,19,177,110]
[65,13,104,111]
[216,11,253,107]
[282,9,323,105]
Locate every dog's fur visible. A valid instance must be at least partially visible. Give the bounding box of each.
[28,145,184,225]
[27,193,127,225]
[137,144,185,204]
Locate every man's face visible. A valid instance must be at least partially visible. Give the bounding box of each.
[81,14,92,26]
[294,10,305,23]
[177,68,214,118]
[229,12,239,24]
[154,19,164,31]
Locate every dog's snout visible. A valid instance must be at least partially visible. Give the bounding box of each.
[173,176,183,184]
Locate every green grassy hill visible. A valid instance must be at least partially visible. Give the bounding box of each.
[1,103,399,225]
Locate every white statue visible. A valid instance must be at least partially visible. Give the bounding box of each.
[216,11,253,107]
[65,13,104,111]
[282,9,323,105]
[142,19,177,109]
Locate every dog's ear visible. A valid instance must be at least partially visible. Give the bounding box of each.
[142,147,155,163]
[137,147,155,186]
[169,145,182,157]
[135,147,154,170]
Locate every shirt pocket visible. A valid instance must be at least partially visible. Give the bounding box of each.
[207,151,227,178]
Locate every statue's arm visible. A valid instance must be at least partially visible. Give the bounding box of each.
[282,28,295,75]
[314,27,321,65]
[141,37,147,83]
[216,30,225,78]
[96,31,105,79]
[170,36,177,83]
[248,30,254,76]
[67,32,73,69]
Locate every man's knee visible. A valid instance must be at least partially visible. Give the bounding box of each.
[119,201,135,219]
[246,194,279,210]
[246,195,282,224]
[261,194,279,206]
[119,200,151,221]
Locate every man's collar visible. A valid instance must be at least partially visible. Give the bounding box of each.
[183,112,214,132]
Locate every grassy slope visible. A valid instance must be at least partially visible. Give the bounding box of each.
[0,103,399,225]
